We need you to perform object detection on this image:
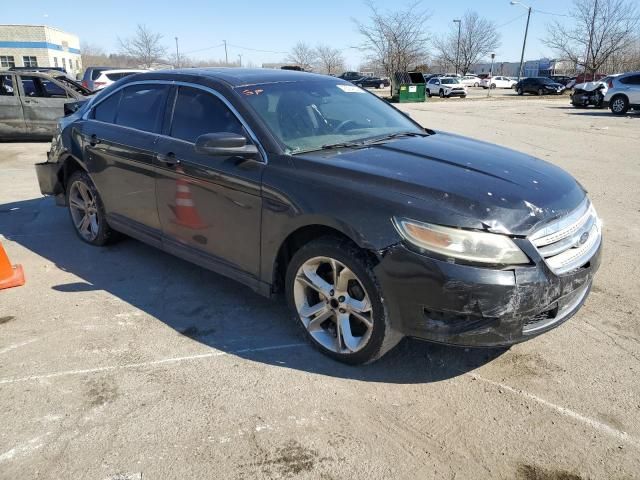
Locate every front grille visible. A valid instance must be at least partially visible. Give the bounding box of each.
[529,198,601,275]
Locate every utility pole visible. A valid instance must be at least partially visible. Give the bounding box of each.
[586,0,598,81]
[487,53,495,98]
[238,54,242,67]
[511,1,532,82]
[223,40,228,65]
[174,37,180,68]
[453,19,461,76]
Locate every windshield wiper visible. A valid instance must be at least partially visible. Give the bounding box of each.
[320,140,367,150]
[363,131,430,145]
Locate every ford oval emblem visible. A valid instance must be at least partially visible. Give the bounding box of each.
[578,231,589,245]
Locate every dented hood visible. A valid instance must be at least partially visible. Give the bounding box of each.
[299,131,586,236]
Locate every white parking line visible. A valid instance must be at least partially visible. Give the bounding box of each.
[0,339,38,356]
[470,373,640,449]
[0,342,307,385]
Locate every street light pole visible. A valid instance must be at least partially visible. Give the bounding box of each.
[238,54,242,67]
[511,1,532,82]
[453,19,461,76]
[223,40,228,65]
[487,53,495,97]
[174,37,180,68]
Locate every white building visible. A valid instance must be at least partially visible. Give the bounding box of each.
[0,25,82,76]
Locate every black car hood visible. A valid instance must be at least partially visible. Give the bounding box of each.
[297,132,586,236]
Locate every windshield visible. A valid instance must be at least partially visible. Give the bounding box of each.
[237,80,423,154]
[441,78,459,84]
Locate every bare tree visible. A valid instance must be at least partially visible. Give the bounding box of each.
[433,11,500,75]
[354,1,431,78]
[544,0,639,77]
[118,24,168,69]
[285,42,318,71]
[315,44,345,74]
[80,42,110,69]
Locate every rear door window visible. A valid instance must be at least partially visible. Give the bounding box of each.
[169,86,244,143]
[115,84,169,133]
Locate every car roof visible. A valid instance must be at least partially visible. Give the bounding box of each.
[100,69,148,74]
[134,68,336,87]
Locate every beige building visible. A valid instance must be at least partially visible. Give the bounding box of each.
[0,25,81,76]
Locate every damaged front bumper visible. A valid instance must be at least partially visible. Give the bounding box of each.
[374,241,601,347]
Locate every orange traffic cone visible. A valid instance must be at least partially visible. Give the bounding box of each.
[0,242,25,290]
[169,167,207,229]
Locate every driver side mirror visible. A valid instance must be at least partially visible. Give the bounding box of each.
[194,132,259,159]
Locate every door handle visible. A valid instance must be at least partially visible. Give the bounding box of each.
[156,152,179,166]
[89,134,101,147]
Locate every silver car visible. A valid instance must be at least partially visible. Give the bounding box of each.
[603,71,640,115]
[0,70,91,139]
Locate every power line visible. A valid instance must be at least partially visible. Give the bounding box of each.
[496,12,527,29]
[182,43,224,55]
[534,9,572,17]
[227,43,288,54]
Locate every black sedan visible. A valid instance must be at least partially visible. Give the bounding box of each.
[35,69,601,364]
[515,77,566,96]
[352,76,390,89]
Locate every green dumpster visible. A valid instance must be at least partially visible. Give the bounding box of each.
[393,72,426,103]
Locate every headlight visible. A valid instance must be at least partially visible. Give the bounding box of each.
[392,217,530,265]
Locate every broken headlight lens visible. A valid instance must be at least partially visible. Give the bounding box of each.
[392,217,530,265]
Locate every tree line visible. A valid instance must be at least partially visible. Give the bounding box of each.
[81,0,640,78]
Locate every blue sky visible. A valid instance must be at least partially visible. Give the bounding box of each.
[3,0,587,68]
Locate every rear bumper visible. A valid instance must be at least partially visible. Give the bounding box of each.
[375,241,601,347]
[35,160,62,196]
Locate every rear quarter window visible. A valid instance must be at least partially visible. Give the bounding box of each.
[93,91,122,123]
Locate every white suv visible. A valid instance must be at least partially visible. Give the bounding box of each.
[92,69,147,90]
[426,77,467,98]
[603,71,640,115]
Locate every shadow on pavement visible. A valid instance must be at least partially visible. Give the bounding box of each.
[552,105,640,117]
[0,196,506,384]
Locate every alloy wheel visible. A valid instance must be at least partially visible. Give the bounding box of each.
[293,256,373,354]
[68,180,99,241]
[612,98,625,113]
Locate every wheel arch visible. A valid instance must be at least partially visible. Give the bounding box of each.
[269,222,380,295]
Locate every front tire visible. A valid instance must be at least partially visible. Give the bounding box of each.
[537,88,544,96]
[439,89,445,98]
[285,237,403,365]
[610,95,629,115]
[517,87,524,96]
[66,170,117,246]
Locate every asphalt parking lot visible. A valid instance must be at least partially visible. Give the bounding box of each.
[1,96,639,479]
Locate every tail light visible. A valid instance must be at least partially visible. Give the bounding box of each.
[608,80,614,89]
[81,80,88,88]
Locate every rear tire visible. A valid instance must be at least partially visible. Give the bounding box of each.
[285,236,403,365]
[517,87,524,96]
[66,170,118,246]
[610,95,629,115]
